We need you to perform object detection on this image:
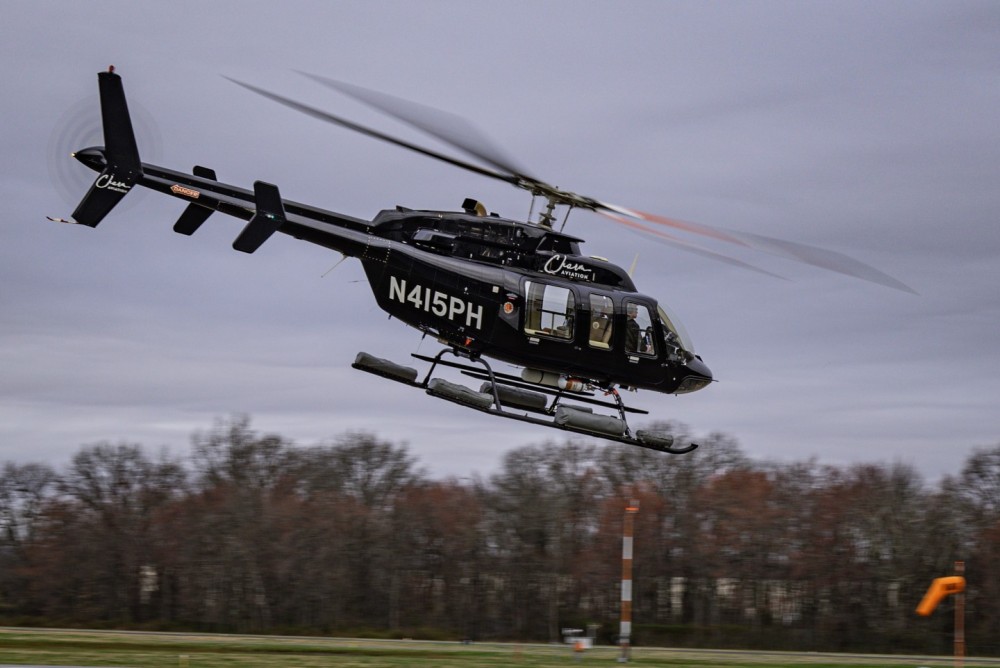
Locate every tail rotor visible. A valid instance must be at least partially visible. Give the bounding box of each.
[47,67,160,225]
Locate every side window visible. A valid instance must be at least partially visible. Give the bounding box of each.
[624,302,656,356]
[524,281,575,340]
[588,294,614,349]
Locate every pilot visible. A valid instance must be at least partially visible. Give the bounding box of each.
[625,303,653,354]
[625,303,641,352]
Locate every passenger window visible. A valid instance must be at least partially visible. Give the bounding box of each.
[589,294,614,349]
[624,302,656,356]
[524,281,575,340]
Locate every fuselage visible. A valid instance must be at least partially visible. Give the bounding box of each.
[356,205,713,394]
[74,146,712,395]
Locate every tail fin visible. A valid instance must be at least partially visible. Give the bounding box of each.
[70,67,143,227]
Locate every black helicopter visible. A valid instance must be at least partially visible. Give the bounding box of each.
[51,67,912,454]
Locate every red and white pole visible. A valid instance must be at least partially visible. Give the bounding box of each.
[955,560,965,667]
[619,499,639,662]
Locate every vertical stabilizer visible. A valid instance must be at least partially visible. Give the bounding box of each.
[70,67,143,227]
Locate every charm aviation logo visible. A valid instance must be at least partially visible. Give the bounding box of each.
[95,173,131,194]
[543,254,594,281]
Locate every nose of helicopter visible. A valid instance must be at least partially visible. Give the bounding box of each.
[675,356,713,394]
[687,356,712,379]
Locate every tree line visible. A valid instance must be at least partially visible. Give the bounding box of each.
[1,415,997,655]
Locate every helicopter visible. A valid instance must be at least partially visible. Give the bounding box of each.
[50,67,913,455]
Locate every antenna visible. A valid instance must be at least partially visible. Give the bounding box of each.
[558,205,574,232]
[321,253,347,277]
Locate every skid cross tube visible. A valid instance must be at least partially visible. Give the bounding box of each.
[419,347,505,411]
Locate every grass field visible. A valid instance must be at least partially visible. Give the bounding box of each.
[1,628,997,667]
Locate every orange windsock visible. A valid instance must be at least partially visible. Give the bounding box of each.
[916,576,966,616]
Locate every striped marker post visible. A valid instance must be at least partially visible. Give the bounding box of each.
[955,560,965,665]
[618,499,639,662]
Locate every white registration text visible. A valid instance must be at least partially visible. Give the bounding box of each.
[389,276,483,330]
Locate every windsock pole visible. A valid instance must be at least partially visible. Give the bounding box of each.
[916,562,967,667]
[618,499,639,663]
[955,561,965,666]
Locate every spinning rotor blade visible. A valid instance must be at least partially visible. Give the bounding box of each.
[47,92,161,211]
[737,228,917,294]
[600,202,747,246]
[600,211,787,280]
[298,71,539,183]
[598,202,916,294]
[225,78,520,187]
[230,73,913,294]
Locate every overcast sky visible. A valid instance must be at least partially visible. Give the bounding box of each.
[2,1,998,481]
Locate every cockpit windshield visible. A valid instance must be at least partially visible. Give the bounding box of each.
[657,303,695,354]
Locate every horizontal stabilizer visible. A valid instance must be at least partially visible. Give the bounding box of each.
[193,165,217,179]
[233,181,285,253]
[173,166,217,235]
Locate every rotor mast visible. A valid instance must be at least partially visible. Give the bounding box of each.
[535,193,559,229]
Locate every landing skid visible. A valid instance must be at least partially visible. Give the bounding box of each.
[351,348,697,455]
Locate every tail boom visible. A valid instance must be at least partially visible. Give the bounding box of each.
[61,68,376,260]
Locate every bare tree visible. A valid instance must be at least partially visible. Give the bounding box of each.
[0,462,58,612]
[51,442,185,621]
[0,462,57,548]
[951,444,1000,644]
[5,419,1000,654]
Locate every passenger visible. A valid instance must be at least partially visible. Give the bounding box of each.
[590,302,613,346]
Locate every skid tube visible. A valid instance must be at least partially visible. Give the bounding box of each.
[352,348,698,455]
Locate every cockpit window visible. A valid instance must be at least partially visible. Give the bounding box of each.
[657,304,695,354]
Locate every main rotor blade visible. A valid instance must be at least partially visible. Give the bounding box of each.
[736,228,917,294]
[601,202,749,246]
[225,77,520,187]
[298,71,539,183]
[599,211,788,280]
[600,202,916,294]
[229,76,914,294]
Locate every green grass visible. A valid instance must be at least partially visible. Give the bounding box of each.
[0,628,993,667]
